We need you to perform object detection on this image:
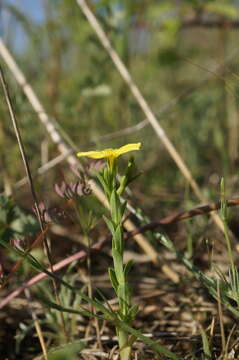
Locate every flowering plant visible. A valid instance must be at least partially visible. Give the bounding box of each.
[78,143,141,360]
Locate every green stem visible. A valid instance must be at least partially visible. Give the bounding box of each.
[118,328,131,360]
[107,166,133,359]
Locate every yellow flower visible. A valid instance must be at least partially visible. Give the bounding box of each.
[77,143,141,169]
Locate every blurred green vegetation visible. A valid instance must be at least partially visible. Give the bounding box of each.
[1,0,239,215]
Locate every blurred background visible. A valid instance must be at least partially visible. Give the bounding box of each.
[1,0,239,220]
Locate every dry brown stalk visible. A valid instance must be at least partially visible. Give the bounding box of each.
[127,197,239,238]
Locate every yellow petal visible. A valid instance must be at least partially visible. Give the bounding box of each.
[114,143,141,157]
[77,150,110,159]
[77,143,141,160]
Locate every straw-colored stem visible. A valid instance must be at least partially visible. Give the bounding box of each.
[118,329,131,360]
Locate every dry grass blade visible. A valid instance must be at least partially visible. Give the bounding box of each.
[217,281,226,356]
[24,289,48,360]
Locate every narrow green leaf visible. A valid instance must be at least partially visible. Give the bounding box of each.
[118,283,130,311]
[199,326,211,358]
[112,247,124,284]
[119,322,181,360]
[97,172,110,199]
[121,200,127,218]
[103,214,115,235]
[113,224,123,253]
[108,267,118,293]
[110,189,117,222]
[34,340,85,360]
[124,259,133,279]
[128,304,139,321]
[103,166,111,191]
[40,295,100,319]
[117,175,127,196]
[110,190,121,224]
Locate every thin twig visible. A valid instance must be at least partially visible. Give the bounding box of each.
[126,197,239,239]
[94,120,148,143]
[181,17,239,29]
